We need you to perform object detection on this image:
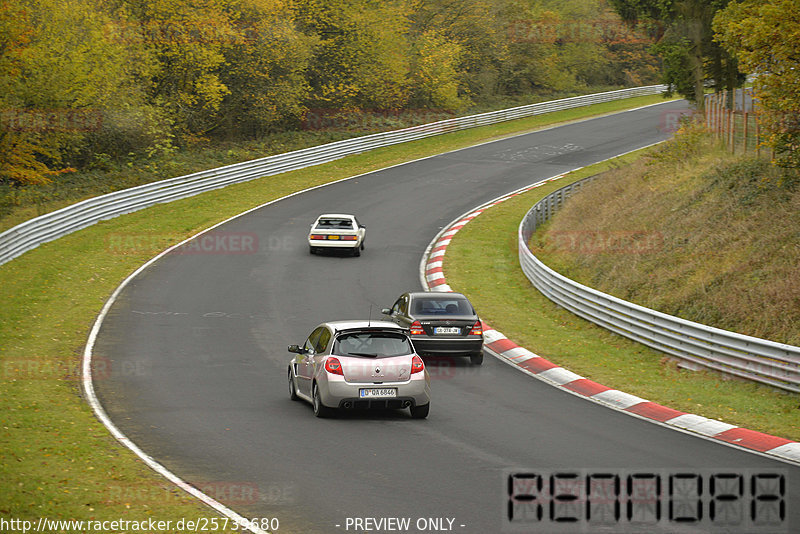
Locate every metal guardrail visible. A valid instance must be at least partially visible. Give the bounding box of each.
[0,85,667,266]
[518,177,800,393]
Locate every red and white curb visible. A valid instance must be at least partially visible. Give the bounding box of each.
[420,176,800,467]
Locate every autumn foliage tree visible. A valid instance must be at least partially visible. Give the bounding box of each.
[714,0,800,170]
[216,0,316,136]
[1,0,160,184]
[1,0,663,187]
[610,0,741,111]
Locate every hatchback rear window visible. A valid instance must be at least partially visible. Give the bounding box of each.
[334,332,412,357]
[316,218,353,229]
[413,297,473,316]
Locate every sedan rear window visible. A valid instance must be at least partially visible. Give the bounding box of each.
[334,332,413,357]
[413,297,473,316]
[316,218,354,229]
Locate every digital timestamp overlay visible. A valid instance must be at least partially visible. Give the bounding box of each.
[504,469,788,533]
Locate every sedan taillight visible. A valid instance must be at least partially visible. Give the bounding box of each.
[411,355,425,374]
[469,321,483,336]
[324,357,344,375]
[409,321,424,336]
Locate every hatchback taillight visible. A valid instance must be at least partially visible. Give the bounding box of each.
[411,355,425,374]
[409,321,424,336]
[469,321,483,336]
[324,357,344,375]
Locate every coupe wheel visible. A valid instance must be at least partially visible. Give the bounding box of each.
[309,246,317,255]
[312,384,333,418]
[288,369,299,401]
[410,402,429,419]
[352,246,361,257]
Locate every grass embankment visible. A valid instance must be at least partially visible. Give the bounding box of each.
[444,132,800,442]
[0,93,670,528]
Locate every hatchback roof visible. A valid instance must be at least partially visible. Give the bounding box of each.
[324,320,405,332]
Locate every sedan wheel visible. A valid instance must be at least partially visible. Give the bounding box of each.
[470,352,484,365]
[312,384,333,418]
[410,402,429,419]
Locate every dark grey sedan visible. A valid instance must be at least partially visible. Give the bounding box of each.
[382,291,484,365]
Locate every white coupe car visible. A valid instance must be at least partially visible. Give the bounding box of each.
[308,214,366,256]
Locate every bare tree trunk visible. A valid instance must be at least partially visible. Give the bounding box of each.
[689,19,705,113]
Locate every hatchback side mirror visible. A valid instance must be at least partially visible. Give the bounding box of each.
[381,308,391,315]
[288,344,303,354]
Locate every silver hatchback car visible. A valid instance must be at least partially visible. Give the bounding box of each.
[288,321,431,418]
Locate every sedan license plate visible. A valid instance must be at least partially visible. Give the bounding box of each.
[434,326,461,335]
[359,388,397,398]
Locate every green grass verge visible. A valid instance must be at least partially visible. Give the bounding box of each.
[0,93,674,528]
[443,149,800,443]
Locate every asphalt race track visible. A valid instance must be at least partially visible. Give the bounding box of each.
[93,101,799,533]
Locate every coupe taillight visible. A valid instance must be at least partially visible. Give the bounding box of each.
[324,357,344,375]
[411,355,425,374]
[409,321,424,336]
[469,321,483,336]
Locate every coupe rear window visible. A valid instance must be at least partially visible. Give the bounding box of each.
[413,297,473,316]
[334,332,412,357]
[316,218,354,229]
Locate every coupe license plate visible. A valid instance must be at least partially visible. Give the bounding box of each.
[359,388,397,398]
[434,326,461,335]
[327,235,340,240]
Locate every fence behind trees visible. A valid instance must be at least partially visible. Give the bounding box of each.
[705,90,765,155]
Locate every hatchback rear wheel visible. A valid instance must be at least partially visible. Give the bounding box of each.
[410,402,429,419]
[312,384,333,418]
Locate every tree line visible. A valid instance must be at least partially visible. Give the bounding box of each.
[1,0,661,185]
[613,0,800,172]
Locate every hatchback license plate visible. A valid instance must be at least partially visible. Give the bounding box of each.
[359,388,397,398]
[434,326,461,335]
